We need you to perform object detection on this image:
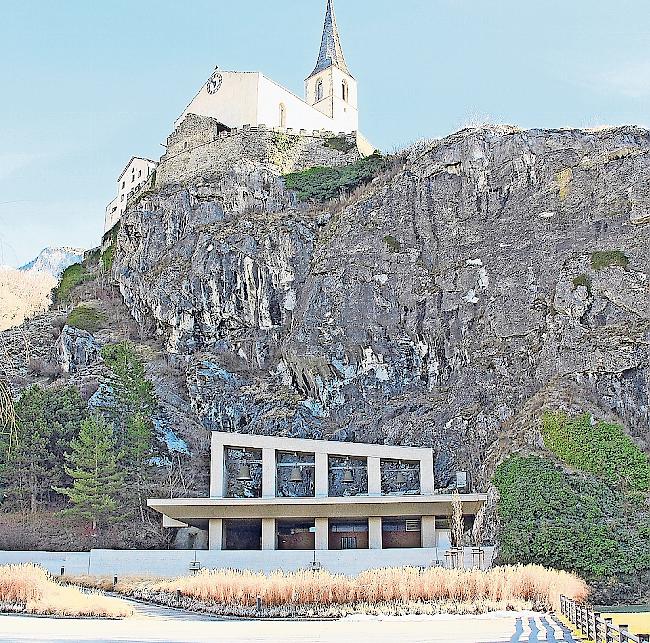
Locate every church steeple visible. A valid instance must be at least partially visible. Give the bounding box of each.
[308,0,351,79]
[304,0,358,133]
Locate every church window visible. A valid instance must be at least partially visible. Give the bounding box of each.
[342,80,348,102]
[316,80,323,102]
[279,103,287,128]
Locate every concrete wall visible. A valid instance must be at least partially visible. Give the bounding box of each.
[0,547,495,578]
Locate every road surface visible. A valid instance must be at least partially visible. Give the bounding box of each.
[0,605,578,643]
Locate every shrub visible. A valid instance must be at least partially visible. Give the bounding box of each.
[323,136,356,153]
[590,250,629,271]
[493,455,650,578]
[54,263,94,303]
[101,244,115,272]
[572,274,592,293]
[542,412,650,493]
[66,305,106,333]
[383,235,401,253]
[284,153,385,202]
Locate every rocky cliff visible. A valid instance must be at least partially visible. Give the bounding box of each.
[111,120,650,491]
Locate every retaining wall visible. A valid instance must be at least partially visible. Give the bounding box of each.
[0,547,494,578]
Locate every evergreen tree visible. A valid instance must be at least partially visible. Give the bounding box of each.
[55,415,125,530]
[2,386,87,512]
[100,342,158,520]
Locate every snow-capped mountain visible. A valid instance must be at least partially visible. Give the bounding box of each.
[19,247,85,277]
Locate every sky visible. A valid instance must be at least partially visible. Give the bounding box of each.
[1,0,649,267]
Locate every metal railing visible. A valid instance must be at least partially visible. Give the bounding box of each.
[560,595,649,643]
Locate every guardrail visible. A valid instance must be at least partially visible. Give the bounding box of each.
[560,595,649,643]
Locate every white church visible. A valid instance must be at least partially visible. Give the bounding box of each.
[105,0,371,233]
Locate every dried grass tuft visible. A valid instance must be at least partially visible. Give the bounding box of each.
[72,564,588,615]
[0,564,132,618]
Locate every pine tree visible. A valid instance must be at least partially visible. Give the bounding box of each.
[2,386,87,512]
[55,415,125,530]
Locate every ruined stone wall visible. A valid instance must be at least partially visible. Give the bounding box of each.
[156,114,360,187]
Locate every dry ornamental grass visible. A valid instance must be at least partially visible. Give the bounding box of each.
[0,564,132,618]
[72,564,588,616]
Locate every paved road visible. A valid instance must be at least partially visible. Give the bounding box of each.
[0,609,578,643]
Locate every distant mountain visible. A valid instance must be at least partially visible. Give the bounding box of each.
[20,247,85,277]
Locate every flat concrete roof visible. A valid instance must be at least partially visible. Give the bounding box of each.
[213,431,434,460]
[148,493,488,522]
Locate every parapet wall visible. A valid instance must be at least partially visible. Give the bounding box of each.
[156,113,362,187]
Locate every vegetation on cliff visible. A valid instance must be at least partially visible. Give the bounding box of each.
[494,413,650,584]
[283,152,384,201]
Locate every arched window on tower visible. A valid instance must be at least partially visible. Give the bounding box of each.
[316,79,324,102]
[279,103,286,128]
[342,80,349,102]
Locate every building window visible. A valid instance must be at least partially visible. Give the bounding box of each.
[342,80,348,102]
[138,170,142,178]
[120,195,124,202]
[341,536,357,550]
[279,102,286,128]
[316,79,323,102]
[121,181,125,188]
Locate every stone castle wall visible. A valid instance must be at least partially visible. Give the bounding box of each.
[156,113,361,187]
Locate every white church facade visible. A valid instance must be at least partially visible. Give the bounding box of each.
[104,0,372,232]
[176,0,361,136]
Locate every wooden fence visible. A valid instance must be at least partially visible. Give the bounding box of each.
[560,595,649,643]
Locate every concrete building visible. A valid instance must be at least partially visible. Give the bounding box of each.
[104,156,157,233]
[148,432,489,567]
[174,0,372,153]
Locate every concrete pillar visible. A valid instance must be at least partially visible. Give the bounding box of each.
[315,452,329,497]
[420,450,435,495]
[368,457,381,495]
[208,518,223,550]
[368,516,383,549]
[261,518,276,550]
[315,517,329,550]
[262,448,276,498]
[210,440,225,498]
[421,515,436,548]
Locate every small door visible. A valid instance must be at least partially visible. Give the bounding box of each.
[341,536,357,550]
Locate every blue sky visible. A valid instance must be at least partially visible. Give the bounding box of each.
[1,0,649,266]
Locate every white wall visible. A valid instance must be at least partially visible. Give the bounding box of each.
[0,547,494,578]
[175,71,260,130]
[257,75,341,133]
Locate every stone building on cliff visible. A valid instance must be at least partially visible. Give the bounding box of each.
[104,0,373,233]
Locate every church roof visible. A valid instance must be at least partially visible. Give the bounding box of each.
[308,0,352,79]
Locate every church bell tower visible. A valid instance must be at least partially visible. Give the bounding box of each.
[305,0,358,133]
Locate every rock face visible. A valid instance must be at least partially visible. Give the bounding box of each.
[113,122,650,488]
[56,325,102,374]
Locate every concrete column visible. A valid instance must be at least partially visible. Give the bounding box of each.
[208,518,223,550]
[210,440,225,498]
[368,457,381,495]
[262,448,276,498]
[315,517,329,550]
[261,518,276,550]
[420,451,435,495]
[368,516,383,549]
[421,515,436,548]
[315,452,329,497]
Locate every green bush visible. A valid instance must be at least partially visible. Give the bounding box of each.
[542,412,650,493]
[66,305,106,333]
[323,136,355,153]
[383,235,401,253]
[590,250,629,271]
[572,274,592,293]
[54,263,95,303]
[494,455,650,578]
[283,153,385,202]
[101,244,115,272]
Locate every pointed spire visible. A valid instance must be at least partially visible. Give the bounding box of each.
[308,0,351,79]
